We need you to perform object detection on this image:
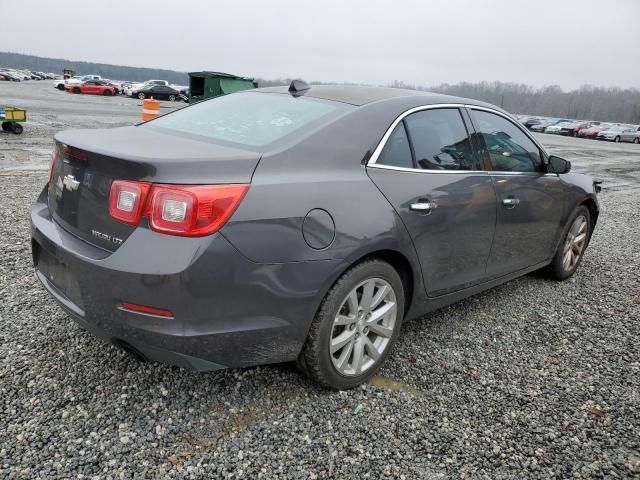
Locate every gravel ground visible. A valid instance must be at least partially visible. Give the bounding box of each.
[1,83,639,478]
[1,173,638,479]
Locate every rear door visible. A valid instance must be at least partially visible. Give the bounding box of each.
[367,107,497,296]
[467,107,567,278]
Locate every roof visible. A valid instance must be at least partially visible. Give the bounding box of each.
[254,84,470,107]
[189,71,254,81]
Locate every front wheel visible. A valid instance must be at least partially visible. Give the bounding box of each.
[168,95,176,101]
[614,136,620,143]
[73,87,81,94]
[298,259,405,390]
[633,137,639,144]
[1,122,10,132]
[137,92,145,100]
[544,206,591,281]
[57,84,65,90]
[10,123,23,134]
[103,89,112,96]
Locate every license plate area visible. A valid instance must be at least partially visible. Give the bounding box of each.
[34,241,84,309]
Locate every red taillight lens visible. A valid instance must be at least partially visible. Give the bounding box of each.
[119,302,174,318]
[108,181,248,237]
[109,180,151,225]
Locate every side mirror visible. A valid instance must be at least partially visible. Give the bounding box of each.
[547,155,571,174]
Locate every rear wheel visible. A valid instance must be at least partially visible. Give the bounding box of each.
[103,89,112,96]
[1,122,10,132]
[73,87,81,94]
[137,92,145,100]
[614,136,620,143]
[168,95,176,101]
[634,137,639,144]
[544,206,590,281]
[10,123,23,134]
[57,84,65,90]
[298,259,405,390]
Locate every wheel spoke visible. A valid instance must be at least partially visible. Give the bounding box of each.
[361,280,375,311]
[335,338,354,371]
[563,249,572,270]
[368,321,393,338]
[369,301,396,324]
[574,233,586,245]
[346,290,359,315]
[370,284,389,310]
[364,336,381,361]
[330,329,356,353]
[334,314,354,326]
[352,337,365,374]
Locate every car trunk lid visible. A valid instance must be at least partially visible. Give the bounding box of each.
[48,126,260,252]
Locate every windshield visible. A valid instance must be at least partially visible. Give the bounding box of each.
[147,92,352,148]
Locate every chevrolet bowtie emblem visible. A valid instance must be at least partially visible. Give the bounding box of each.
[62,174,80,192]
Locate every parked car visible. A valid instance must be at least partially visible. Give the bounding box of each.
[65,80,117,96]
[55,75,102,90]
[1,71,21,81]
[577,124,611,139]
[618,126,640,143]
[545,121,579,135]
[32,84,600,389]
[522,117,544,130]
[530,118,571,133]
[131,85,181,100]
[596,126,631,142]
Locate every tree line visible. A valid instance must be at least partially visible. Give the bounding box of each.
[2,51,638,123]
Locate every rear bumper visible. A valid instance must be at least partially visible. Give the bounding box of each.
[31,186,342,370]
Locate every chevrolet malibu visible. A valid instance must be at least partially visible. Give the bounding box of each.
[31,82,600,389]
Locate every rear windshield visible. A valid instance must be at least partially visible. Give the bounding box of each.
[146,92,351,148]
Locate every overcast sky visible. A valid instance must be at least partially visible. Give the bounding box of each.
[3,0,639,89]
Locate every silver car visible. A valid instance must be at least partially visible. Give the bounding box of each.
[597,126,638,143]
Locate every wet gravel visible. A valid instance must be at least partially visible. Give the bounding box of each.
[1,172,638,479]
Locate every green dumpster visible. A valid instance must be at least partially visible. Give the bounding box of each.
[188,71,256,104]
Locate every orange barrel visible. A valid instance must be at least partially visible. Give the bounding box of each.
[142,97,160,121]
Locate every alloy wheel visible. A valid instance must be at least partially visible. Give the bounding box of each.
[330,278,397,376]
[562,215,588,271]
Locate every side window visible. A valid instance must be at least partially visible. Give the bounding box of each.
[377,122,413,169]
[404,109,475,170]
[471,110,542,172]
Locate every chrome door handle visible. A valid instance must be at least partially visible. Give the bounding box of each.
[502,198,520,207]
[410,201,437,212]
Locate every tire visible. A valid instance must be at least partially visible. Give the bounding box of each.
[57,84,65,90]
[543,206,591,281]
[73,87,81,94]
[103,89,112,96]
[10,123,23,134]
[168,95,176,101]
[633,137,639,144]
[137,92,145,100]
[614,136,620,143]
[1,122,10,132]
[298,259,405,390]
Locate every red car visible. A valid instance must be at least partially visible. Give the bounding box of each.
[577,124,610,139]
[65,80,117,96]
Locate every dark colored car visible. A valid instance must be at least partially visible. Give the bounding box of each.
[31,84,600,389]
[132,85,180,101]
[522,117,543,130]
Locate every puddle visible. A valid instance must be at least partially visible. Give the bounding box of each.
[369,375,420,395]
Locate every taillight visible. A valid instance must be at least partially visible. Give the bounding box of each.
[109,181,248,237]
[109,180,151,225]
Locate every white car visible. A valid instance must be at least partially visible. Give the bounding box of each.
[545,121,575,134]
[54,75,102,90]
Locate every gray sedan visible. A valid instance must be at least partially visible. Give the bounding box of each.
[31,83,600,389]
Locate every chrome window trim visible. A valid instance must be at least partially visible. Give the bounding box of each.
[465,105,551,161]
[366,102,551,175]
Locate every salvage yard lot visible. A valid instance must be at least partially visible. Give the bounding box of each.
[0,82,639,478]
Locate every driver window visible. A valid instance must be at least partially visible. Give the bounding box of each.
[470,109,542,172]
[403,109,476,170]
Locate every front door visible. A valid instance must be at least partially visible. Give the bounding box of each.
[367,107,497,296]
[468,108,567,277]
